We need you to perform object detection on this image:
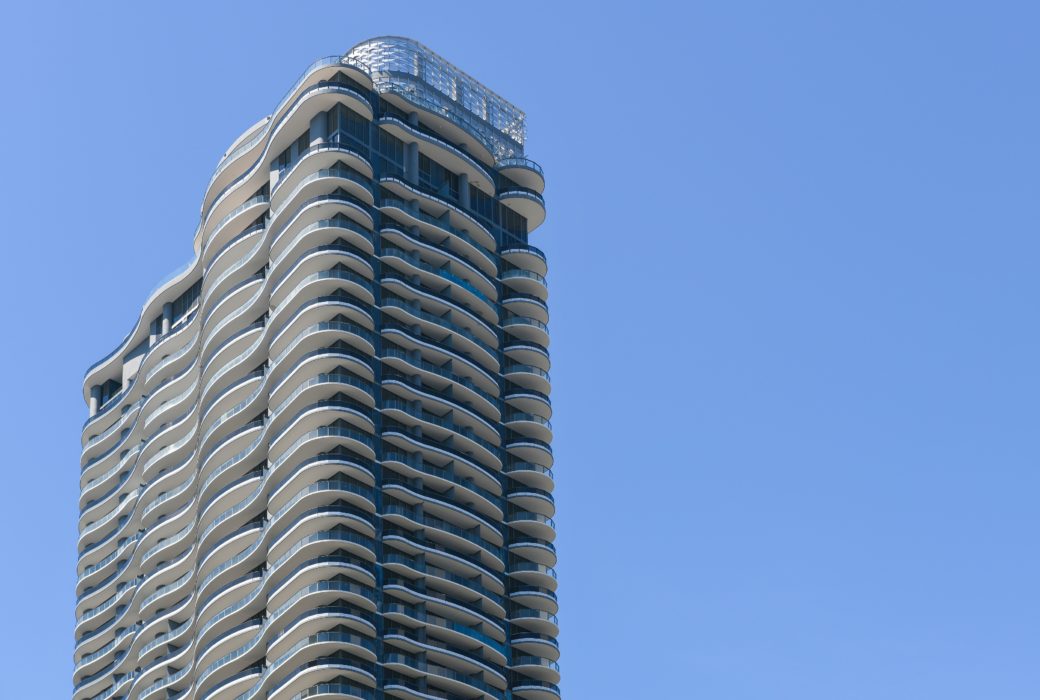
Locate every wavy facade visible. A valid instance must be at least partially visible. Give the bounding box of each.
[76,37,555,700]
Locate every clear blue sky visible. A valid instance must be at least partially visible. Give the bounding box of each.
[1,2,1038,697]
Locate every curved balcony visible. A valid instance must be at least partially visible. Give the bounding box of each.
[381,273,498,349]
[269,504,377,568]
[381,345,500,422]
[504,411,553,444]
[267,627,377,682]
[267,452,373,528]
[505,433,553,470]
[501,291,548,324]
[199,364,265,426]
[75,623,140,681]
[510,631,559,662]
[272,141,373,201]
[382,499,504,569]
[381,293,498,373]
[498,187,545,232]
[509,581,557,604]
[496,157,545,193]
[268,486,378,545]
[382,367,498,437]
[384,627,506,690]
[502,314,549,348]
[199,272,265,349]
[383,576,505,640]
[204,56,366,202]
[383,602,507,663]
[205,634,376,700]
[507,485,554,515]
[503,338,549,371]
[202,194,271,259]
[378,192,496,277]
[506,511,556,543]
[201,76,375,235]
[271,215,374,274]
[507,563,558,600]
[271,368,374,420]
[202,223,265,302]
[268,406,376,474]
[502,362,550,397]
[270,250,374,314]
[380,175,494,249]
[382,546,504,617]
[197,488,266,560]
[197,425,265,513]
[272,167,375,228]
[82,273,202,404]
[270,318,376,372]
[381,244,497,323]
[382,650,505,700]
[381,318,499,393]
[508,538,557,570]
[270,194,374,253]
[501,242,547,279]
[384,478,502,542]
[378,115,495,193]
[269,298,374,365]
[511,655,560,685]
[271,344,374,401]
[381,450,503,523]
[504,461,554,493]
[500,268,547,302]
[198,385,267,462]
[503,385,551,420]
[143,320,200,384]
[378,437,498,510]
[142,372,200,431]
[140,424,201,495]
[82,394,144,454]
[379,220,497,294]
[512,679,561,700]
[267,573,377,629]
[382,398,501,472]
[285,678,374,699]
[267,453,376,527]
[508,607,559,637]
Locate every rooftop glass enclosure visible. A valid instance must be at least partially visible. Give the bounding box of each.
[347,36,526,160]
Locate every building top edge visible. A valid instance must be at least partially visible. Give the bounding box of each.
[346,36,526,159]
[84,37,531,391]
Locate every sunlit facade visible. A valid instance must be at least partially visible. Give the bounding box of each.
[75,36,556,700]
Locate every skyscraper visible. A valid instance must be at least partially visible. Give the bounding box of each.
[76,36,556,700]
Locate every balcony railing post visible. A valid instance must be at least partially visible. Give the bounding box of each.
[89,386,100,417]
[309,111,327,148]
[405,141,419,184]
[459,172,470,209]
[161,303,172,335]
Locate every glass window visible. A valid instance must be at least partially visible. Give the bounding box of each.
[501,205,528,237]
[378,130,404,164]
[471,186,495,221]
